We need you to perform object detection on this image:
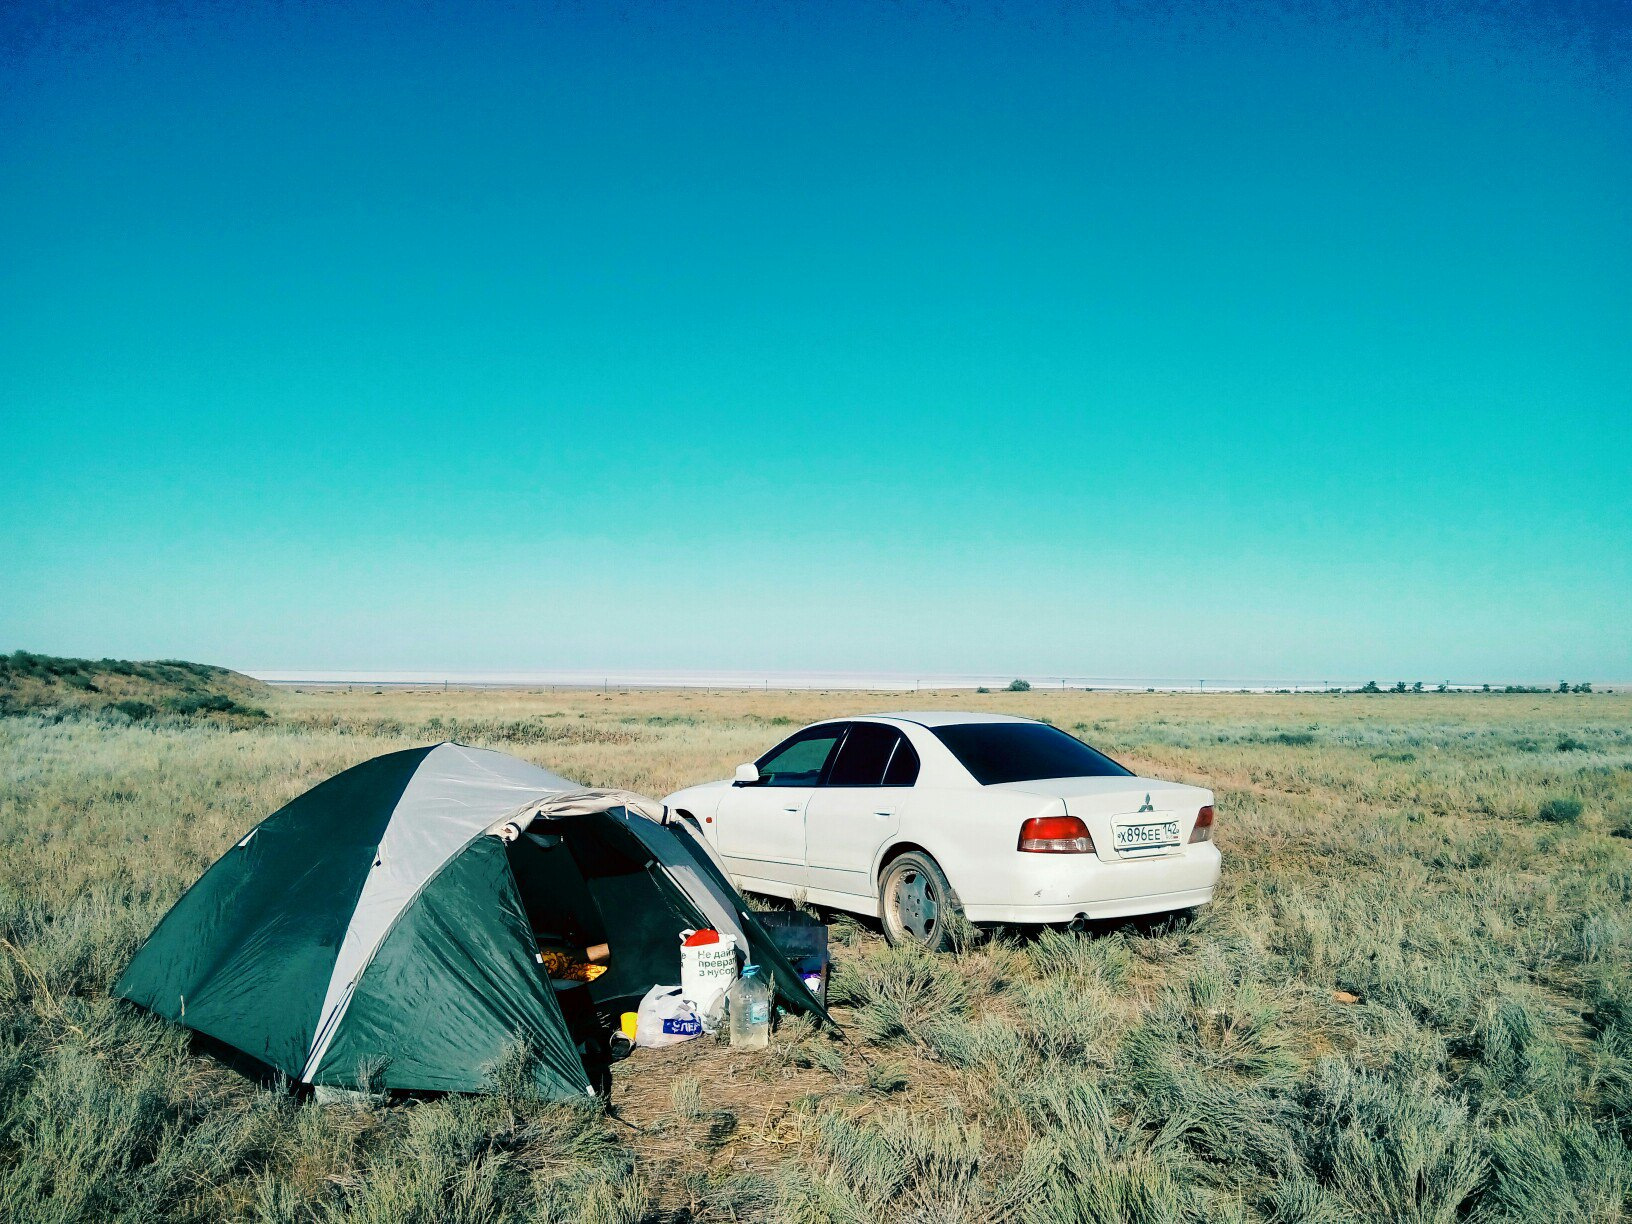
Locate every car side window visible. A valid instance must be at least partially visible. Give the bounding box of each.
[882,736,919,787]
[825,723,902,787]
[755,726,844,787]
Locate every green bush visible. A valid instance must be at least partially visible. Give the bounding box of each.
[1006,679,1031,692]
[163,693,236,716]
[159,694,265,719]
[1297,1061,1484,1220]
[1480,1108,1632,1222]
[828,943,974,1047]
[1537,797,1584,824]
[111,700,157,721]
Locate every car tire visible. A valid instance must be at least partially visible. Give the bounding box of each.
[878,851,961,952]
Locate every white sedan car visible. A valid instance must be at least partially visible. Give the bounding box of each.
[663,712,1220,950]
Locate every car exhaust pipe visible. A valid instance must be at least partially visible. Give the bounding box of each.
[1067,913,1091,932]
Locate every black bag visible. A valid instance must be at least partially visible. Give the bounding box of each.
[754,911,829,1009]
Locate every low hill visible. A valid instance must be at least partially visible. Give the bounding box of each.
[0,651,271,720]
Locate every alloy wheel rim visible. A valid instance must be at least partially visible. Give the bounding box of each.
[888,865,938,943]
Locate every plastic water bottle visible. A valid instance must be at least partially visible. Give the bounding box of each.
[728,964,773,1049]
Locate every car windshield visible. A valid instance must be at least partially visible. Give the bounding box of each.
[931,722,1132,785]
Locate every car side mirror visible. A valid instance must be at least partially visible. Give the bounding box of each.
[733,762,760,786]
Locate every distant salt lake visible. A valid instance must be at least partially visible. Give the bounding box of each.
[248,669,1371,693]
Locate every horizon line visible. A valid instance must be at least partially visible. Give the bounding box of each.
[245,668,1623,693]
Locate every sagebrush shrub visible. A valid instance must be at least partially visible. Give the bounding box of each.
[1537,797,1584,823]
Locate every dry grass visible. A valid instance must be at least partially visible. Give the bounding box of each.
[3,686,1632,1221]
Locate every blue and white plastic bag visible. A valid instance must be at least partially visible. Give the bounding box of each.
[634,984,704,1048]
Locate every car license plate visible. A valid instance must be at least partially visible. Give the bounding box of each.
[1113,817,1180,854]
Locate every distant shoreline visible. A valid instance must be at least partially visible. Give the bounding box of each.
[246,670,1617,694]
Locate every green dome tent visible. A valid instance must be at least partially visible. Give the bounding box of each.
[116,743,831,1098]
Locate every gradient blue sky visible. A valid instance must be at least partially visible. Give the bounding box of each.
[3,1,1628,681]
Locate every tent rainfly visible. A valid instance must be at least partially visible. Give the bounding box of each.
[116,742,830,1097]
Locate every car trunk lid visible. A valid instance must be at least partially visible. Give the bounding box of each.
[988,776,1211,862]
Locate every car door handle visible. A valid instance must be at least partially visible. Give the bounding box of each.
[783,805,801,813]
[873,809,894,817]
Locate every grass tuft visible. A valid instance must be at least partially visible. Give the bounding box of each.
[1537,796,1584,823]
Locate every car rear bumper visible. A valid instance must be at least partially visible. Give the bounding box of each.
[958,842,1220,925]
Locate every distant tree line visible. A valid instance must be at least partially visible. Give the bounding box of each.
[1354,679,1595,694]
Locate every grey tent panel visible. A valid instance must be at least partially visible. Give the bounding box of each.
[300,744,577,1078]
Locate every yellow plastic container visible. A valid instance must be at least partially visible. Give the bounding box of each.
[620,1011,638,1041]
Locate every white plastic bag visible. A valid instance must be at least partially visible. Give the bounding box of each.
[679,928,738,1023]
[634,984,704,1048]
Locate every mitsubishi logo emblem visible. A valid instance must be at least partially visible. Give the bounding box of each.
[1138,793,1154,812]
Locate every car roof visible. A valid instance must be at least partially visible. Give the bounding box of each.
[864,711,1037,728]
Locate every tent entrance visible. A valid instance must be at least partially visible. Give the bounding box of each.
[505,815,701,1027]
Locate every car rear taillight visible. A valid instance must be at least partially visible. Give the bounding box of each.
[1018,815,1094,853]
[1189,805,1215,843]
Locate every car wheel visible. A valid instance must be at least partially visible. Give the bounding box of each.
[879,851,960,952]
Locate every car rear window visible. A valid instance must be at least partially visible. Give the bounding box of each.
[931,723,1132,785]
[882,737,919,787]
